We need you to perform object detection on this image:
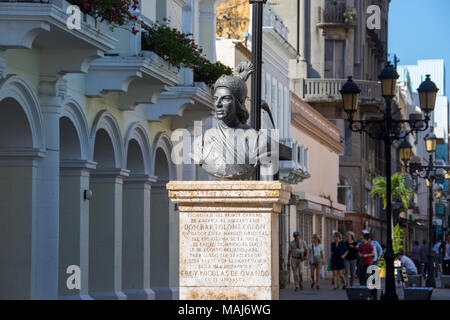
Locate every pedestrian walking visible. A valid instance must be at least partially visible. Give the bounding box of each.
[287,231,308,291]
[441,234,450,275]
[433,240,442,278]
[331,231,347,290]
[368,233,383,266]
[357,233,374,286]
[343,231,358,287]
[309,234,325,290]
[412,241,421,270]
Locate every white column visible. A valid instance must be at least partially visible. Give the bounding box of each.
[298,0,308,77]
[58,160,96,300]
[32,76,66,299]
[150,182,177,299]
[0,154,41,299]
[122,174,156,300]
[89,169,129,300]
[198,0,219,62]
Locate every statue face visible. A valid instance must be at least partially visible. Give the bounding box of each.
[214,87,237,124]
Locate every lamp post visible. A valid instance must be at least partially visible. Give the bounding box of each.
[341,65,438,300]
[249,0,267,180]
[400,130,443,287]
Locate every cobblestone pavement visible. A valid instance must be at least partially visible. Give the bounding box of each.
[280,277,450,300]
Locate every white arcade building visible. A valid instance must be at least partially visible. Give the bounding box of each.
[0,0,222,299]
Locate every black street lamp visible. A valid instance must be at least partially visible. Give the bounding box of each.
[340,63,437,300]
[401,129,445,288]
[249,0,267,181]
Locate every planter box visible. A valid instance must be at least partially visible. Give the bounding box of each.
[405,275,422,287]
[441,275,450,289]
[403,287,433,300]
[345,286,378,300]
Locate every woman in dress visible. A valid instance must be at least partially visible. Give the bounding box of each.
[330,231,347,289]
[309,234,325,290]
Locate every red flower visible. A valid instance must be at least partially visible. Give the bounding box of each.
[83,2,89,9]
[131,26,139,35]
[179,34,185,39]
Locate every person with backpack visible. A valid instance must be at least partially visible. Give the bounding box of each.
[287,231,308,291]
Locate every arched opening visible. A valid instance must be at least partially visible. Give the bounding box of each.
[89,127,126,299]
[0,98,34,299]
[150,147,171,299]
[122,138,154,299]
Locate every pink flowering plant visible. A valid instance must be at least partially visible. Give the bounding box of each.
[68,0,140,33]
[142,19,232,85]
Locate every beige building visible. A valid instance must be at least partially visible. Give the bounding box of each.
[282,94,345,282]
[275,0,391,241]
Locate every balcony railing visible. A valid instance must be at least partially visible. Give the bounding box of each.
[318,2,347,24]
[294,78,383,104]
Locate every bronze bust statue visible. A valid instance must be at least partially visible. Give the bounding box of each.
[194,61,272,180]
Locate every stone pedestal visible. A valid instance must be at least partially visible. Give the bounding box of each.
[167,181,291,300]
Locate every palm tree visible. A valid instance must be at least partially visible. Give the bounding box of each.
[369,172,413,211]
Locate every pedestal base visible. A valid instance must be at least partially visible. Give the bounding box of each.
[167,181,291,300]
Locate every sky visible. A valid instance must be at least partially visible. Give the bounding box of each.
[388,0,450,96]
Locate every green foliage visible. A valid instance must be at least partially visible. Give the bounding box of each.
[142,19,232,85]
[393,224,405,254]
[378,257,386,269]
[343,11,357,24]
[369,172,413,211]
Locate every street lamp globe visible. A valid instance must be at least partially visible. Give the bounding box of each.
[398,139,412,163]
[340,76,361,112]
[378,61,399,98]
[417,75,439,114]
[425,130,437,153]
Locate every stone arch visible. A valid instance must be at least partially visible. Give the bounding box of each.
[151,132,176,181]
[0,75,44,152]
[60,98,90,161]
[90,110,124,168]
[124,122,152,175]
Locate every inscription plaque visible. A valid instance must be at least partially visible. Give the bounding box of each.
[167,181,291,300]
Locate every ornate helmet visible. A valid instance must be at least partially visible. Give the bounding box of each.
[213,61,254,124]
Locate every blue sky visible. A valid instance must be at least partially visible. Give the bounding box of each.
[388,0,450,95]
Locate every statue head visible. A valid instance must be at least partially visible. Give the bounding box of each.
[213,61,254,126]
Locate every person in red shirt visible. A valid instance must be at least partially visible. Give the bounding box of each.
[357,233,374,286]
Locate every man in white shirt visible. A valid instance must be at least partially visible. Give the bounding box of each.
[396,251,418,282]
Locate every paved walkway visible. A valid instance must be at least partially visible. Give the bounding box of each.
[280,277,450,300]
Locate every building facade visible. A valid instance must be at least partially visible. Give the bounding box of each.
[0,0,223,299]
[275,0,391,241]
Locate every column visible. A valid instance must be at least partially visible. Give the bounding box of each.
[58,160,96,300]
[298,0,308,77]
[150,182,173,299]
[89,169,129,300]
[122,174,156,300]
[32,76,66,299]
